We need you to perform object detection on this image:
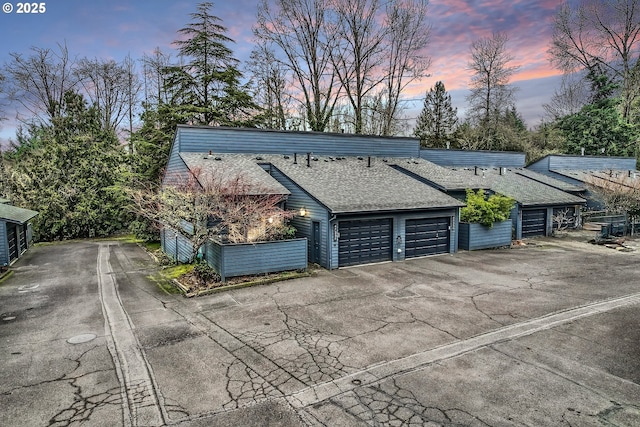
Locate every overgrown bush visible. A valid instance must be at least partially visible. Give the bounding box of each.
[460,189,514,227]
[193,262,220,285]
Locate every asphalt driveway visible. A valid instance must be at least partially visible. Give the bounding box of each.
[1,235,639,426]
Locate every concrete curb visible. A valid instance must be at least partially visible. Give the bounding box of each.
[0,270,14,284]
[176,271,312,298]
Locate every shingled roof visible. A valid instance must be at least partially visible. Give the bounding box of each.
[179,153,290,196]
[393,159,585,207]
[0,204,38,224]
[266,155,464,214]
[513,168,585,193]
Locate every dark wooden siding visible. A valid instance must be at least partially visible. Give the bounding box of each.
[459,220,512,250]
[421,149,525,167]
[204,238,308,281]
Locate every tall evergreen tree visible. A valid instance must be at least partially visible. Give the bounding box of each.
[413,81,458,147]
[164,2,262,127]
[4,91,128,240]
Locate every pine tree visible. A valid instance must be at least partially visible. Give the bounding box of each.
[164,2,262,127]
[413,81,458,147]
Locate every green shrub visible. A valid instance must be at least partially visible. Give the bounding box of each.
[460,189,514,227]
[193,262,220,285]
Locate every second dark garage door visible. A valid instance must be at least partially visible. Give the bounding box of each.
[339,219,392,267]
[405,217,450,258]
[522,208,547,237]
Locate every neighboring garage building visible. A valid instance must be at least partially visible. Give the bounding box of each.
[0,201,38,267]
[527,154,639,210]
[162,151,464,269]
[264,155,464,268]
[392,159,586,239]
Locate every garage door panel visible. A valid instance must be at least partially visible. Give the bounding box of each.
[522,209,547,237]
[405,217,450,258]
[7,223,18,262]
[339,219,392,267]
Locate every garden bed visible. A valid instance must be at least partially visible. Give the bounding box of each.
[173,268,311,297]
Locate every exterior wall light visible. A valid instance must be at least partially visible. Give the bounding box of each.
[299,207,307,217]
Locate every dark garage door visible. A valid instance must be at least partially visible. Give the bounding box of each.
[339,219,392,267]
[7,223,18,263]
[405,217,450,258]
[522,209,547,237]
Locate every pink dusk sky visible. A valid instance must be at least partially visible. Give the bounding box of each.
[0,0,572,144]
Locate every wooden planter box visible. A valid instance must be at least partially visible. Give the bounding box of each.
[458,220,512,251]
[204,238,308,281]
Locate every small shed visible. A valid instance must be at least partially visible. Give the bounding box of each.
[0,203,38,266]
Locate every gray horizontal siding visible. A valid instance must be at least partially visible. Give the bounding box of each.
[0,222,7,266]
[458,220,512,250]
[268,166,331,268]
[161,227,194,263]
[204,238,308,281]
[530,155,636,171]
[163,149,191,186]
[176,126,420,158]
[420,149,525,167]
[549,155,636,171]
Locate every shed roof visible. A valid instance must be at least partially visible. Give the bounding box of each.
[513,168,585,192]
[0,204,38,224]
[179,153,290,196]
[266,155,464,214]
[552,169,640,193]
[395,160,585,207]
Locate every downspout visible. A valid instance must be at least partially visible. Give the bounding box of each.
[329,214,337,269]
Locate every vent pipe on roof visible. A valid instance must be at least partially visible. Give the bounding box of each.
[208,150,212,156]
[368,156,371,167]
[500,167,506,175]
[307,152,311,167]
[446,141,450,150]
[581,147,585,156]
[294,153,297,164]
[474,166,478,176]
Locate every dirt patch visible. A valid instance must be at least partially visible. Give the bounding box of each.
[174,269,312,297]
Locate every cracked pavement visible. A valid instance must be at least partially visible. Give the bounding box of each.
[1,235,639,426]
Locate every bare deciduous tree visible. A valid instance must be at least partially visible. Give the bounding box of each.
[378,0,431,136]
[5,43,79,123]
[549,0,640,121]
[142,47,173,107]
[467,32,519,126]
[246,44,292,130]
[129,168,295,261]
[254,0,340,132]
[330,0,385,134]
[75,57,139,133]
[543,74,590,120]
